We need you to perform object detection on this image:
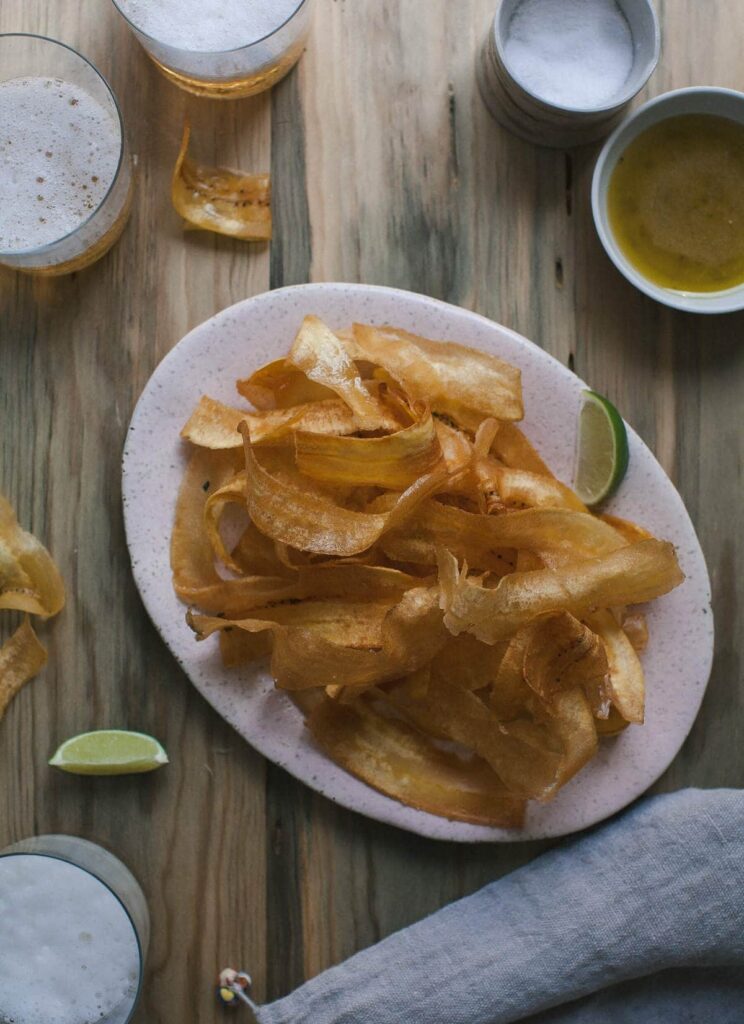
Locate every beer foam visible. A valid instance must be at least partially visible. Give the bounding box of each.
[117,0,303,52]
[0,77,120,254]
[0,855,140,1024]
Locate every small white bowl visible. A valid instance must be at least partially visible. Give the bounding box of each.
[480,0,660,148]
[592,87,744,314]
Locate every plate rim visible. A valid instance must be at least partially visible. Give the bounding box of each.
[122,282,714,843]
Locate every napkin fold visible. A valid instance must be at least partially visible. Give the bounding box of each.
[255,789,744,1024]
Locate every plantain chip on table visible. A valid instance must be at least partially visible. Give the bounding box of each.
[0,493,65,723]
[171,121,271,241]
[171,315,684,828]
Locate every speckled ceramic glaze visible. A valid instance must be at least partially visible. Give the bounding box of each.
[122,284,713,843]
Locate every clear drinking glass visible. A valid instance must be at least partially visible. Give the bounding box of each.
[0,835,148,1024]
[0,34,134,275]
[110,0,313,99]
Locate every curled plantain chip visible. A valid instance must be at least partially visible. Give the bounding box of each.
[240,427,449,557]
[490,629,533,721]
[295,404,442,488]
[306,695,526,827]
[189,586,448,692]
[289,317,382,429]
[181,563,425,618]
[434,419,474,477]
[383,503,625,572]
[476,462,587,512]
[489,422,552,475]
[522,612,610,718]
[542,687,598,790]
[0,492,64,726]
[237,359,336,410]
[413,676,564,800]
[0,617,48,722]
[172,120,271,241]
[351,323,523,423]
[600,514,654,544]
[438,540,684,644]
[171,448,243,592]
[181,396,250,450]
[203,471,250,574]
[586,609,645,724]
[0,495,65,618]
[247,398,401,446]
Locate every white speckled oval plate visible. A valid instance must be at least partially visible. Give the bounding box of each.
[122,284,713,842]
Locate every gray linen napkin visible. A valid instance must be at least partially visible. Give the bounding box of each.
[256,789,744,1024]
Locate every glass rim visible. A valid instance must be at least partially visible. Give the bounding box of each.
[0,32,128,259]
[109,0,310,57]
[0,848,145,1024]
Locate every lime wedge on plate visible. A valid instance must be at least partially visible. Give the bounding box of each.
[574,390,629,507]
[49,730,169,775]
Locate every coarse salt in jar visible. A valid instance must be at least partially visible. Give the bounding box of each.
[478,0,660,148]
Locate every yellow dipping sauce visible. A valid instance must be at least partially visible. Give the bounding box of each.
[608,114,744,293]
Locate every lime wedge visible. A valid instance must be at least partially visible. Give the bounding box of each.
[574,390,629,507]
[49,730,169,775]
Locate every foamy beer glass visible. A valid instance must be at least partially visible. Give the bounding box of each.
[0,35,133,275]
[111,0,313,98]
[0,835,149,1024]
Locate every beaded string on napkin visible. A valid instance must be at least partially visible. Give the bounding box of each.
[217,968,260,1013]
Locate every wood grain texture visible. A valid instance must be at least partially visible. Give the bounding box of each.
[1,1,743,1020]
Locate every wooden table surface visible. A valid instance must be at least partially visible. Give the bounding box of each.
[1,1,743,1020]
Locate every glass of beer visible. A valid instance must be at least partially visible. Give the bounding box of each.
[110,0,313,99]
[0,834,148,1024]
[0,34,134,276]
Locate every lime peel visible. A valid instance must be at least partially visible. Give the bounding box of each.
[49,730,169,776]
